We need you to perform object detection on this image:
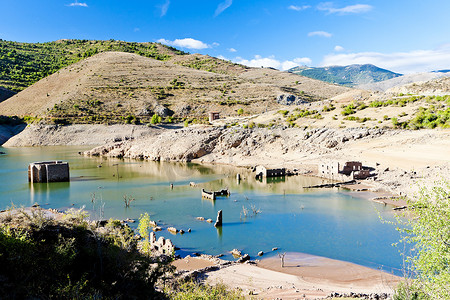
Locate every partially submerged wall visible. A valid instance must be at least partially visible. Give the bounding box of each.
[28,161,70,183]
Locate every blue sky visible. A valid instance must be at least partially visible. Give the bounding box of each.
[1,0,450,74]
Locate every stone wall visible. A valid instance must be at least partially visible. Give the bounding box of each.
[28,161,70,183]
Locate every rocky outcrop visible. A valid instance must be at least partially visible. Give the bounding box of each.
[276,94,308,105]
[83,126,391,163]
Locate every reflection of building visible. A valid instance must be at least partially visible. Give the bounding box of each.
[318,161,370,180]
[28,161,70,183]
[255,166,286,178]
[209,112,220,122]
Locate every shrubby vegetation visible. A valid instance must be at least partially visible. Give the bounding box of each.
[0,207,170,298]
[0,39,186,93]
[393,180,450,299]
[166,280,245,300]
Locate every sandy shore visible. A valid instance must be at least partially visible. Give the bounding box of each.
[188,252,401,299]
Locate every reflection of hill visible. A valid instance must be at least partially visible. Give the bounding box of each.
[80,157,330,193]
[199,171,330,195]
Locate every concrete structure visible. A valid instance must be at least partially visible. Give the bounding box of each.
[28,161,70,183]
[255,166,286,178]
[214,210,222,227]
[318,161,371,180]
[209,112,220,122]
[149,232,174,255]
[201,188,230,200]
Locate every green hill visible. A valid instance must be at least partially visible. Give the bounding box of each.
[288,64,402,87]
[0,39,186,93]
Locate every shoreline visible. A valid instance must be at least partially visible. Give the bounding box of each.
[173,252,401,299]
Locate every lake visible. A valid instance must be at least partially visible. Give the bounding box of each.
[0,146,404,275]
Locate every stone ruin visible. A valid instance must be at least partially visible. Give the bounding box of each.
[28,161,70,183]
[318,161,371,180]
[149,232,175,255]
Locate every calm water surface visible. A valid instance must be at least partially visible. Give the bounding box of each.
[0,146,404,274]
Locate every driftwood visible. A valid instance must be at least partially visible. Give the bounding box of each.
[304,180,356,189]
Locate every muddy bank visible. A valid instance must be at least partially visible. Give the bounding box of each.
[2,124,163,147]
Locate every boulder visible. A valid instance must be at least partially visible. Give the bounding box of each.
[237,254,250,263]
[167,227,177,234]
[231,249,242,257]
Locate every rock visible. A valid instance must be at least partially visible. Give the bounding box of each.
[154,105,173,118]
[187,228,192,232]
[237,254,250,263]
[231,249,242,257]
[325,139,338,148]
[149,220,157,227]
[206,219,213,223]
[179,229,185,234]
[153,226,162,231]
[196,217,205,221]
[258,251,264,256]
[167,227,177,234]
[276,94,307,105]
[125,218,135,223]
[214,210,222,227]
[272,247,278,251]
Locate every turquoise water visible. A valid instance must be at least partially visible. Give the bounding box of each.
[0,146,404,274]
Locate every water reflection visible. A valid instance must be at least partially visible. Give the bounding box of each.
[0,146,405,273]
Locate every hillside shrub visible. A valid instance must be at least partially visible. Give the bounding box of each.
[151,113,162,124]
[0,208,170,299]
[392,180,450,299]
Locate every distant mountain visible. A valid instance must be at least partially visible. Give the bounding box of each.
[288,64,402,87]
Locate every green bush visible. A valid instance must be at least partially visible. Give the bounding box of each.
[393,181,450,299]
[0,209,170,299]
[167,280,245,300]
[151,113,162,124]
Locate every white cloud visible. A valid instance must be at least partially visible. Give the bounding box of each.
[308,31,332,38]
[160,0,170,17]
[293,57,313,65]
[67,1,88,7]
[288,5,311,11]
[228,48,237,53]
[334,45,344,52]
[233,55,312,71]
[317,2,372,15]
[157,38,211,50]
[215,0,233,17]
[321,45,450,73]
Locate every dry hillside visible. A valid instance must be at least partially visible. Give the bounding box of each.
[0,51,350,124]
[387,76,450,95]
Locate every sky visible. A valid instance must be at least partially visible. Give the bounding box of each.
[1,0,450,74]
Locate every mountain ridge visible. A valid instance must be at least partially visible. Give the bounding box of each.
[288,64,401,87]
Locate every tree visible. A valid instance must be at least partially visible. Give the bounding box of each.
[394,180,450,299]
